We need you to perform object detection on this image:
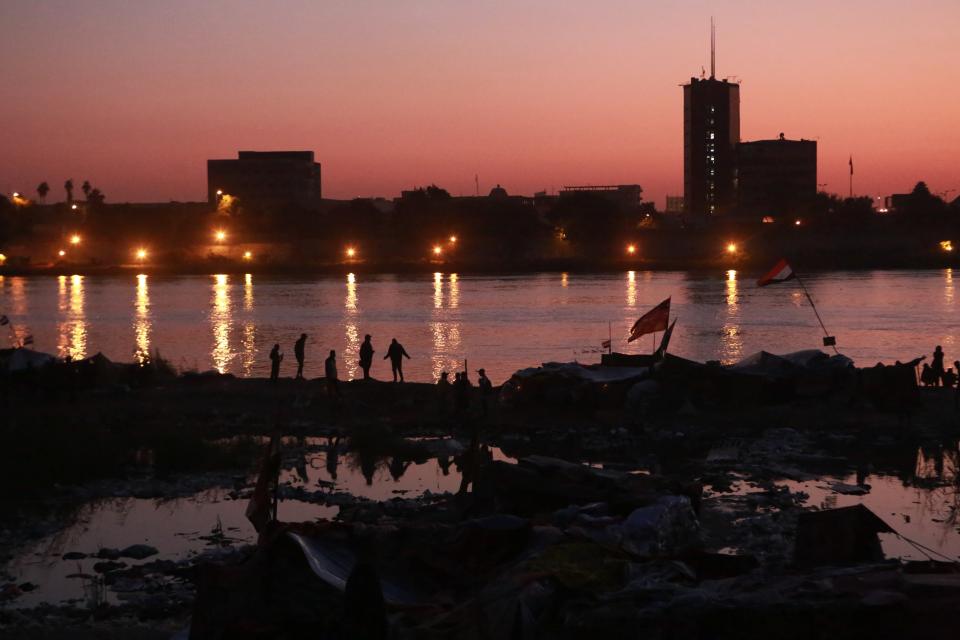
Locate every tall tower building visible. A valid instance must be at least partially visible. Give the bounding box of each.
[683,20,740,216]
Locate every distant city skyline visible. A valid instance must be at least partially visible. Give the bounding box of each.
[2,0,958,206]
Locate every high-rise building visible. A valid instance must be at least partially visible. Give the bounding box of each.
[683,21,740,216]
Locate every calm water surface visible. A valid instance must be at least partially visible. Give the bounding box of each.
[1,269,958,382]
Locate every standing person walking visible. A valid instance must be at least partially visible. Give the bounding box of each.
[359,334,375,380]
[325,350,341,398]
[384,338,410,383]
[269,344,283,384]
[294,333,308,379]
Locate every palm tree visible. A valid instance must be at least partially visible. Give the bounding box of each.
[36,182,50,203]
[64,179,74,204]
[81,180,91,200]
[87,187,105,207]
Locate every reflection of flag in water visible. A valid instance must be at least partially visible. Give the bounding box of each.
[757,258,795,287]
[628,297,670,342]
[0,315,8,326]
[654,318,678,358]
[246,434,282,534]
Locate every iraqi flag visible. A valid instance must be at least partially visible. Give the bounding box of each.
[757,259,795,287]
[628,297,670,342]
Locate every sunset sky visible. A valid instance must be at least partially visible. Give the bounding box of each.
[2,0,958,206]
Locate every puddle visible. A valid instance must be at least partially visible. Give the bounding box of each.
[3,437,517,608]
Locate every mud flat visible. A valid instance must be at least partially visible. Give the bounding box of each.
[2,351,959,637]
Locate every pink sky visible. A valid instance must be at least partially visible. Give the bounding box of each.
[2,1,958,206]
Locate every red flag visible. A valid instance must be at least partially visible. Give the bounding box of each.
[849,155,853,175]
[628,297,670,342]
[757,258,796,287]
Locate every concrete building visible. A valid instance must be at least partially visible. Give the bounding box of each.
[207,151,322,209]
[558,185,643,211]
[665,195,685,214]
[683,76,740,216]
[736,134,817,215]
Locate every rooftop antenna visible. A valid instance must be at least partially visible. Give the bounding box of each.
[710,16,716,79]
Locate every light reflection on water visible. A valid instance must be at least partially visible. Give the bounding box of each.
[211,274,233,373]
[2,270,960,380]
[55,274,86,359]
[721,269,742,363]
[134,274,150,357]
[344,273,359,379]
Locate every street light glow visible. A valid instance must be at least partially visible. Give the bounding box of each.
[136,248,148,261]
[243,250,253,260]
[726,242,738,254]
[71,204,78,211]
[58,250,66,257]
[942,240,954,252]
[449,235,457,243]
[794,219,802,226]
[70,234,81,245]
[346,247,356,258]
[627,244,637,255]
[214,230,227,242]
[433,245,442,256]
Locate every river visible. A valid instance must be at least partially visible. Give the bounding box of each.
[1,269,957,382]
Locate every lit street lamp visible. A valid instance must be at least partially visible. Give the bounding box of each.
[726,242,738,255]
[136,248,148,261]
[70,234,81,245]
[626,244,637,255]
[346,247,356,258]
[432,245,443,256]
[243,251,253,260]
[214,230,227,243]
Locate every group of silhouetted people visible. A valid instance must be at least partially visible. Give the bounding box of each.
[919,345,959,389]
[268,334,411,386]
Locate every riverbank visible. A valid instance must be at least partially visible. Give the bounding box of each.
[2,355,960,636]
[2,251,958,277]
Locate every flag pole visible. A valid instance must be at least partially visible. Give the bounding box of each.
[794,274,839,355]
[608,321,612,355]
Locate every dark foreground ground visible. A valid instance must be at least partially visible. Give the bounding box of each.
[2,363,960,638]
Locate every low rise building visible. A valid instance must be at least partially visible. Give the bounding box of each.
[207,151,322,209]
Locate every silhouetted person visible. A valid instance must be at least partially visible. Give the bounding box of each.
[477,368,493,418]
[921,363,937,387]
[359,334,374,380]
[437,371,451,416]
[294,333,307,379]
[384,338,410,382]
[455,371,472,417]
[955,360,960,410]
[932,345,946,386]
[269,344,283,383]
[325,349,340,398]
[942,367,957,389]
